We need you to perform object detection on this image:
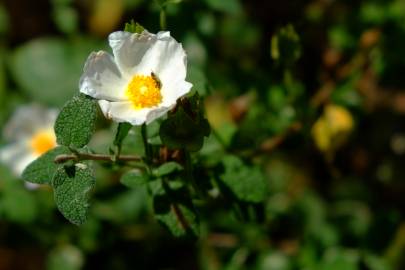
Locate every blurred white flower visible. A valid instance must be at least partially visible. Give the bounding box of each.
[0,104,57,178]
[79,30,192,125]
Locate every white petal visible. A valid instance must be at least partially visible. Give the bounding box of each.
[3,105,58,141]
[0,141,33,176]
[79,51,127,101]
[161,81,193,107]
[154,31,188,84]
[109,30,188,83]
[98,100,170,125]
[133,31,188,83]
[109,31,158,77]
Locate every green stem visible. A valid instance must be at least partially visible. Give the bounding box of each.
[160,8,167,30]
[141,123,152,164]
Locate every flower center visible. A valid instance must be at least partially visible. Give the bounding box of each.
[125,74,162,109]
[30,130,56,155]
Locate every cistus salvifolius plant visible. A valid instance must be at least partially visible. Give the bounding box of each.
[20,21,243,238]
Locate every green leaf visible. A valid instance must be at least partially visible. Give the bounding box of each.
[113,122,132,154]
[54,94,97,148]
[10,37,101,106]
[160,107,209,152]
[120,170,148,188]
[151,179,199,237]
[155,197,199,238]
[52,164,95,225]
[153,162,183,177]
[220,155,267,203]
[22,146,70,185]
[124,20,144,33]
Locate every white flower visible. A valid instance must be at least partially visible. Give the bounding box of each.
[79,30,193,125]
[0,104,57,177]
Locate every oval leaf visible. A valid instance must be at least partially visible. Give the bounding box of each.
[153,161,183,177]
[54,94,97,148]
[120,170,148,188]
[52,164,95,225]
[22,146,70,185]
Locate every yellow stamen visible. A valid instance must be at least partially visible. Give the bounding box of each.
[30,130,56,155]
[125,74,162,109]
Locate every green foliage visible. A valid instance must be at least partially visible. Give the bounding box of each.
[1,183,38,223]
[120,169,148,188]
[151,179,199,237]
[204,0,241,14]
[52,164,95,225]
[160,107,209,151]
[113,122,132,155]
[220,155,267,203]
[10,38,101,106]
[52,6,78,35]
[155,0,183,8]
[152,161,183,177]
[54,94,97,148]
[160,95,210,152]
[22,146,70,184]
[271,24,301,66]
[47,245,84,270]
[124,20,144,33]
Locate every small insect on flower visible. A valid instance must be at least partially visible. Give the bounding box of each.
[79,30,193,125]
[0,104,57,178]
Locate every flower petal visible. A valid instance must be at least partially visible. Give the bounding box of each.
[154,31,188,83]
[0,141,34,176]
[79,51,127,101]
[109,30,188,83]
[109,31,158,77]
[161,81,193,107]
[98,100,170,125]
[3,104,58,141]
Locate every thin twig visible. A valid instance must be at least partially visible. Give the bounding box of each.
[54,153,142,164]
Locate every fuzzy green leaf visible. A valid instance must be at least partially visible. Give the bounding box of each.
[22,146,70,185]
[52,164,95,225]
[54,94,97,148]
[220,155,267,203]
[120,170,148,188]
[160,107,209,152]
